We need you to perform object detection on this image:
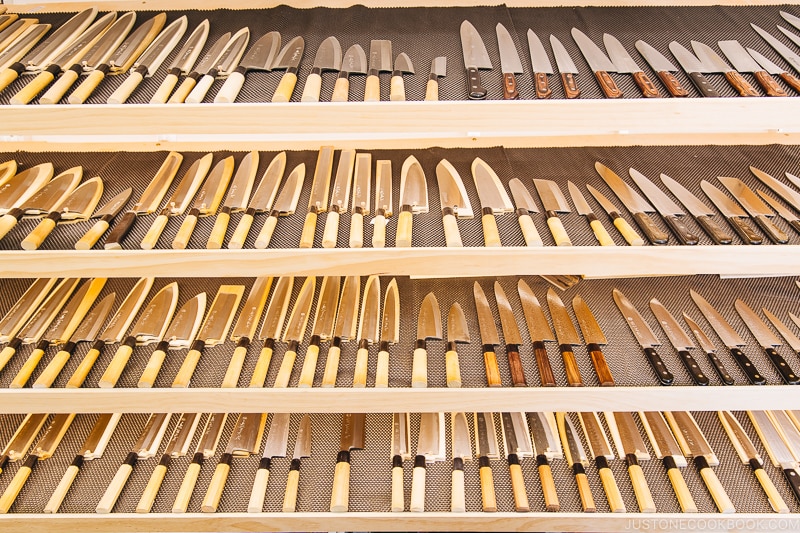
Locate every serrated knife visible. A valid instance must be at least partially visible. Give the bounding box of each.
[604,33,659,97]
[660,173,732,244]
[571,28,622,98]
[635,40,688,97]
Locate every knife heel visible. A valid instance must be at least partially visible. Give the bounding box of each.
[546,212,571,246]
[332,76,350,102]
[172,211,199,249]
[172,458,202,513]
[138,341,168,388]
[40,66,80,105]
[353,339,370,387]
[152,70,181,104]
[249,339,274,387]
[247,457,271,513]
[172,343,204,387]
[442,209,463,247]
[76,219,110,250]
[272,71,298,103]
[656,71,689,97]
[215,71,246,104]
[108,69,145,105]
[391,455,405,512]
[297,340,320,387]
[255,213,278,249]
[481,208,502,247]
[10,68,54,106]
[412,341,428,388]
[45,461,80,513]
[446,342,462,388]
[410,455,426,512]
[69,67,106,105]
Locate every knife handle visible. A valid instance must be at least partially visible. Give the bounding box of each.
[466,67,487,100]
[98,337,135,388]
[136,457,169,513]
[222,339,249,388]
[202,454,232,513]
[643,347,674,385]
[392,455,405,512]
[633,212,668,244]
[10,68,54,105]
[207,207,231,249]
[45,460,81,513]
[506,344,527,387]
[572,463,596,512]
[632,71,660,98]
[587,343,615,386]
[322,209,340,248]
[69,67,107,105]
[412,341,428,388]
[534,72,551,99]
[332,75,350,102]
[170,72,199,104]
[33,347,71,388]
[452,458,466,512]
[182,72,211,103]
[532,340,556,386]
[663,456,697,513]
[0,212,19,240]
[754,71,787,97]
[247,458,271,513]
[372,213,388,248]
[728,347,766,385]
[442,208,463,247]
[559,344,583,386]
[588,216,615,247]
[376,343,390,388]
[724,71,759,97]
[172,456,202,513]
[141,213,169,250]
[97,453,137,513]
[596,456,626,513]
[705,350,734,385]
[482,209,502,247]
[425,75,439,101]
[502,73,519,100]
[787,219,800,234]
[779,72,800,94]
[364,74,380,101]
[301,71,322,103]
[230,209,255,249]
[446,341,462,388]
[727,216,762,244]
[0,338,20,372]
[255,213,279,249]
[753,214,788,244]
[695,456,735,513]
[546,213,571,246]
[215,69,246,104]
[353,339,370,388]
[66,341,103,388]
[172,210,199,249]
[783,468,800,505]
[612,213,645,246]
[273,71,298,103]
[321,340,341,387]
[0,457,34,513]
[479,457,497,512]
[694,214,732,244]
[390,74,406,101]
[687,72,720,97]
[483,345,502,387]
[663,214,698,245]
[173,342,205,387]
[350,210,364,248]
[138,341,168,388]
[297,340,320,388]
[536,455,557,511]
[765,347,799,384]
[274,341,298,387]
[677,349,709,385]
[594,71,623,98]
[40,66,80,105]
[330,450,351,512]
[20,214,57,250]
[282,459,301,512]
[76,218,111,250]
[108,69,145,105]
[10,344,46,388]
[560,73,580,99]
[508,454,530,512]
[299,210,318,248]
[104,211,137,250]
[153,69,181,104]
[518,212,543,246]
[249,339,274,387]
[626,454,656,513]
[656,71,689,97]
[396,207,413,247]
[750,458,790,513]
[410,455,426,512]
[0,64,22,94]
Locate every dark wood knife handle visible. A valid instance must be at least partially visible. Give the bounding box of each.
[705,350,734,385]
[643,347,674,385]
[633,212,669,244]
[104,211,137,249]
[779,72,800,94]
[727,216,762,245]
[594,71,622,98]
[677,350,709,385]
[765,347,800,384]
[724,71,759,97]
[502,73,519,100]
[632,71,660,98]
[729,347,766,385]
[754,71,787,97]
[466,67,487,99]
[534,72,552,99]
[695,214,732,244]
[560,73,580,99]
[506,344,527,387]
[663,214,698,245]
[657,71,689,97]
[586,343,614,386]
[559,344,583,387]
[687,72,720,97]
[753,214,788,244]
[532,340,556,386]
[783,469,800,504]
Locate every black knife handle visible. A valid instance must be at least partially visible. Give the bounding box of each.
[677,350,709,385]
[788,219,800,234]
[643,347,674,385]
[633,212,669,244]
[466,67,487,99]
[784,468,800,503]
[753,214,789,244]
[656,71,689,97]
[687,72,720,97]
[727,216,762,245]
[561,73,581,99]
[729,347,766,385]
[705,350,734,385]
[594,71,623,98]
[104,211,137,249]
[695,214,732,244]
[764,347,800,384]
[663,214,698,245]
[502,73,519,100]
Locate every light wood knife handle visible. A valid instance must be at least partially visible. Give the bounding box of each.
[532,341,556,387]
[483,348,502,387]
[372,214,387,248]
[40,68,80,105]
[136,462,167,513]
[173,346,203,388]
[547,214,571,246]
[391,459,404,512]
[254,214,278,249]
[364,74,380,101]
[451,461,466,512]
[627,458,656,512]
[45,463,79,513]
[108,71,144,105]
[21,216,56,250]
[596,457,626,513]
[396,210,413,247]
[10,347,45,388]
[249,343,273,387]
[696,457,735,513]
[169,74,197,104]
[0,213,19,240]
[282,464,300,512]
[215,71,245,103]
[560,344,583,387]
[425,78,438,101]
[138,348,166,388]
[376,347,390,387]
[172,213,198,249]
[172,460,201,513]
[752,459,789,513]
[75,219,110,250]
[518,213,543,246]
[410,460,426,512]
[99,342,134,388]
[443,211,463,247]
[572,463,596,512]
[536,458,557,512]
[331,76,349,102]
[330,454,351,512]
[664,457,697,513]
[69,69,105,105]
[247,462,270,513]
[297,343,320,387]
[724,71,759,97]
[322,210,340,248]
[353,343,369,387]
[446,346,462,387]
[613,216,644,246]
[301,72,322,102]
[152,71,180,104]
[299,211,317,248]
[479,458,497,512]
[97,461,134,513]
[412,346,427,388]
[207,210,230,249]
[222,343,248,388]
[272,71,297,102]
[779,72,800,93]
[33,348,71,388]
[229,212,255,249]
[587,343,614,386]
[590,219,615,246]
[67,345,101,388]
[185,74,214,104]
[202,459,230,513]
[390,75,405,101]
[321,344,341,387]
[509,458,530,512]
[754,70,786,97]
[0,342,18,372]
[0,461,32,513]
[349,211,364,248]
[274,347,297,387]
[0,67,19,93]
[141,213,169,250]
[481,211,502,247]
[10,70,54,105]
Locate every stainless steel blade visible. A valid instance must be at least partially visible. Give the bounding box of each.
[167,19,209,74]
[700,180,748,218]
[231,277,271,341]
[340,413,365,452]
[30,413,75,459]
[399,155,428,213]
[71,292,115,342]
[758,190,799,222]
[191,32,231,75]
[472,158,512,213]
[528,412,559,458]
[224,413,266,457]
[721,411,763,464]
[636,40,679,72]
[42,277,100,343]
[189,156,234,214]
[98,277,153,343]
[568,181,594,216]
[518,279,554,342]
[262,413,290,459]
[417,413,440,460]
[23,7,97,68]
[80,413,121,459]
[447,303,470,344]
[550,35,577,73]
[751,24,800,74]
[375,160,393,216]
[502,412,533,458]
[494,281,522,344]
[292,414,311,460]
[629,168,684,216]
[603,33,642,73]
[578,412,613,459]
[460,21,491,69]
[221,151,258,211]
[573,295,607,345]
[417,292,442,341]
[357,275,380,343]
[329,149,355,212]
[196,413,227,458]
[612,288,660,348]
[650,298,694,350]
[0,278,57,342]
[533,179,571,213]
[367,39,391,72]
[560,413,588,466]
[547,288,581,345]
[691,40,733,73]
[596,162,654,214]
[164,412,201,457]
[248,152,287,212]
[341,44,366,75]
[571,28,616,72]
[394,52,413,74]
[19,278,80,343]
[665,411,717,463]
[163,293,205,348]
[718,177,774,217]
[639,411,686,465]
[21,168,81,213]
[766,411,800,465]
[311,276,340,339]
[197,286,243,345]
[133,413,171,458]
[392,413,410,459]
[660,174,714,216]
[272,36,304,70]
[527,30,553,74]
[718,40,761,72]
[129,152,183,214]
[351,153,371,216]
[105,13,165,71]
[52,176,103,219]
[91,188,132,219]
[762,308,800,352]
[0,163,54,212]
[212,27,249,75]
[452,412,472,460]
[610,412,650,460]
[474,282,500,345]
[239,31,279,72]
[734,299,781,348]
[690,289,746,348]
[430,56,446,77]
[332,275,359,341]
[283,277,315,343]
[669,42,706,73]
[162,153,213,215]
[747,47,785,75]
[475,412,499,459]
[436,159,473,217]
[496,23,523,74]
[683,313,718,354]
[133,15,187,76]
[128,282,178,344]
[48,11,118,69]
[380,279,399,344]
[307,147,335,213]
[2,413,48,461]
[509,178,539,213]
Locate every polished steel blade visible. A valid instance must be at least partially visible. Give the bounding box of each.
[341,44,366,75]
[128,282,178,344]
[612,288,660,348]
[447,303,470,344]
[660,174,714,217]
[587,183,623,216]
[436,159,473,217]
[635,40,678,72]
[610,412,650,460]
[272,36,304,70]
[212,27,249,75]
[0,163,54,212]
[718,40,761,72]
[460,20,491,69]
[578,412,613,459]
[417,413,440,460]
[395,54,413,74]
[231,277,272,341]
[191,32,231,75]
[472,158,512,213]
[650,298,694,350]
[758,190,798,222]
[133,15,187,76]
[311,276,340,339]
[399,155,428,213]
[248,152,288,212]
[340,413,365,452]
[19,278,80,343]
[527,30,553,74]
[734,299,781,348]
[751,24,800,74]
[604,33,642,73]
[106,13,166,71]
[629,168,684,216]
[23,7,97,68]
[474,282,500,345]
[669,41,706,73]
[167,19,209,74]
[683,313,717,354]
[533,179,571,213]
[573,295,607,345]
[197,286,243,345]
[762,308,800,352]
[307,147,335,213]
[72,292,115,342]
[0,25,50,72]
[30,413,75,459]
[392,412,411,460]
[357,275,380,343]
[164,412,201,457]
[502,412,533,458]
[282,277,315,343]
[329,149,355,212]
[572,28,616,72]
[237,30,278,72]
[224,413,266,456]
[43,277,104,344]
[221,151,258,211]
[2,413,48,461]
[292,414,312,460]
[375,160,393,216]
[509,178,538,213]
[559,413,588,466]
[332,275,359,341]
[190,156,234,214]
[718,177,774,217]
[49,11,119,69]
[368,39,391,72]
[133,412,171,458]
[475,412,499,459]
[494,282,522,344]
[568,181,594,216]
[452,412,472,460]
[691,40,732,72]
[80,413,121,459]
[163,293,205,348]
[640,411,686,465]
[162,153,213,215]
[596,162,653,214]
[766,410,800,465]
[99,277,154,343]
[496,23,523,74]
[380,278,399,344]
[518,279,554,343]
[0,278,57,342]
[720,411,762,464]
[351,153,371,216]
[550,35,578,73]
[195,413,227,458]
[431,56,446,77]
[262,413,290,459]
[21,168,81,214]
[417,292,442,341]
[691,289,747,347]
[52,176,103,219]
[747,47,785,75]
[547,288,580,345]
[91,188,132,219]
[700,180,748,218]
[311,36,341,70]
[665,411,716,462]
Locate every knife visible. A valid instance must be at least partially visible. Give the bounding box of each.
[330,413,366,512]
[474,412,499,512]
[496,413,531,512]
[282,414,312,512]
[445,302,469,388]
[364,39,391,101]
[573,295,615,386]
[221,277,272,388]
[556,412,596,512]
[496,23,522,100]
[571,28,622,98]
[527,412,561,511]
[604,33,659,97]
[578,412,625,512]
[104,152,183,249]
[604,412,656,512]
[185,27,249,104]
[170,412,226,512]
[320,275,359,388]
[472,157,513,247]
[396,155,428,247]
[353,275,379,387]
[649,298,709,385]
[474,282,502,387]
[763,307,800,361]
[246,412,289,513]
[108,15,189,104]
[250,276,293,388]
[550,35,580,98]
[410,412,443,512]
[612,288,674,385]
[668,41,721,97]
[517,279,556,387]
[494,281,527,387]
[547,288,584,386]
[527,30,552,99]
[424,56,446,101]
[0,162,53,217]
[450,412,471,512]
[390,412,411,512]
[206,151,259,249]
[692,40,760,97]
[215,31,280,104]
[322,149,356,248]
[718,40,786,97]
[390,52,414,101]
[509,178,543,247]
[718,176,788,243]
[735,299,799,385]
[375,278,399,388]
[0,19,40,59]
[691,289,766,384]
[0,279,57,353]
[0,25,52,77]
[759,410,800,503]
[783,10,800,31]
[300,36,341,102]
[74,188,133,250]
[172,156,236,249]
[225,151,283,249]
[168,32,231,104]
[252,162,304,250]
[372,160,392,248]
[297,276,340,388]
[331,44,366,102]
[684,312,736,385]
[461,20,491,99]
[568,181,614,246]
[275,276,315,388]
[533,179,572,246]
[271,35,304,102]
[638,411,697,513]
[349,153,371,248]
[659,173,731,244]
[412,292,442,388]
[635,40,689,97]
[436,159,473,247]
[750,25,800,91]
[586,183,645,246]
[202,412,267,512]
[629,168,698,244]
[150,19,210,104]
[299,146,335,248]
[757,189,800,233]
[0,413,49,474]
[700,180,763,244]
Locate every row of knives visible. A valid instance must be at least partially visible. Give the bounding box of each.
[1,149,799,250]
[0,409,799,514]
[0,275,799,389]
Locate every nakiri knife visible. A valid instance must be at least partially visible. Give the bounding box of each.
[274,276,316,388]
[528,412,562,512]
[691,288,766,385]
[44,413,121,513]
[96,412,172,513]
[604,33,660,97]
[331,44,366,102]
[450,412,472,513]
[375,278,399,388]
[349,153,371,248]
[718,40,786,97]
[691,40,760,97]
[297,276,340,388]
[412,292,442,388]
[0,24,52,76]
[445,302,469,388]
[150,19,210,104]
[762,307,800,361]
[603,412,656,513]
[250,276,293,388]
[410,412,444,512]
[185,26,250,104]
[436,159,474,248]
[635,40,689,97]
[207,151,259,249]
[750,24,800,91]
[573,295,616,386]
[571,28,622,98]
[649,298,709,386]
[533,178,572,246]
[390,52,413,101]
[330,413,366,513]
[97,281,178,388]
[474,412,500,512]
[550,34,580,98]
[252,162,304,250]
[474,282,502,387]
[509,177,543,247]
[170,412,226,512]
[759,410,800,503]
[0,413,49,474]
[73,188,133,250]
[220,276,272,388]
[246,412,290,513]
[299,146,335,248]
[735,299,799,385]
[629,168,698,244]
[527,30,553,99]
[271,35,304,103]
[758,189,800,233]
[578,412,626,513]
[718,176,788,244]
[215,30,280,104]
[168,31,231,104]
[396,155,428,247]
[660,173,732,244]
[390,412,411,512]
[353,275,379,387]
[499,412,533,512]
[586,183,645,246]
[322,149,356,248]
[372,160,392,248]
[107,15,189,104]
[472,158,513,247]
[424,56,446,101]
[282,414,312,512]
[547,287,584,387]
[568,180,614,246]
[320,275,359,388]
[668,41,721,97]
[556,412,596,512]
[638,411,697,513]
[494,281,528,387]
[0,162,53,217]
[612,288,674,385]
[461,20,491,100]
[700,180,763,244]
[496,23,522,100]
[517,279,556,387]
[364,39,391,102]
[226,151,284,249]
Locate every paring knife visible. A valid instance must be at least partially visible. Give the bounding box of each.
[494,281,528,387]
[412,292,442,388]
[352,275,378,387]
[474,282,502,387]
[410,413,443,512]
[556,413,596,512]
[461,20,491,99]
[527,30,553,99]
[365,39,391,102]
[330,413,366,512]
[628,168,698,244]
[604,33,659,97]
[578,412,626,513]
[436,159,473,248]
[533,179,572,246]
[496,23,522,100]
[215,30,280,103]
[424,56,446,101]
[660,173,732,244]
[550,34,580,98]
[247,413,289,513]
[718,40,786,97]
[319,275,359,388]
[573,295,616,386]
[331,44,366,102]
[518,279,556,387]
[509,178,543,246]
[749,26,800,92]
[603,412,656,513]
[586,183,644,246]
[568,180,614,246]
[282,414,312,512]
[758,189,800,233]
[299,146,335,249]
[475,412,499,512]
[251,162,304,250]
[472,158,512,247]
[547,288,584,386]
[169,32,231,104]
[571,28,622,98]
[249,276,293,388]
[717,177,788,244]
[221,276,272,388]
[150,20,210,104]
[185,27,250,104]
[700,180,763,244]
[172,156,235,249]
[735,299,799,385]
[297,276,340,388]
[171,412,227,513]
[390,413,410,512]
[390,52,414,101]
[349,153,371,248]
[207,150,259,249]
[527,412,560,512]
[451,412,472,513]
[446,302,469,388]
[635,40,689,97]
[396,155,427,247]
[756,410,800,503]
[375,278,399,388]
[668,41,721,97]
[692,40,759,97]
[682,313,734,385]
[301,36,342,103]
[649,299,709,385]
[321,149,356,248]
[372,160,392,248]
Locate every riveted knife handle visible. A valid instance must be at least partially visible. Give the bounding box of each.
[301,70,323,102]
[560,73,580,99]
[376,344,390,388]
[662,214,698,245]
[410,455,426,512]
[108,69,145,105]
[643,347,674,385]
[364,73,381,101]
[534,72,551,99]
[695,214,732,244]
[396,207,413,247]
[172,210,199,249]
[559,344,583,387]
[452,458,466,512]
[728,347,765,384]
[750,458,790,513]
[392,455,405,512]
[136,459,169,513]
[331,450,351,512]
[138,341,168,388]
[69,67,107,105]
[687,72,720,97]
[332,75,350,102]
[677,350,709,385]
[479,456,497,512]
[724,71,759,97]
[663,456,697,513]
[249,340,274,387]
[255,213,279,249]
[173,342,205,387]
[782,468,800,505]
[202,454,231,513]
[442,208,463,247]
[695,456,735,513]
[172,458,202,513]
[446,342,462,387]
[66,341,103,388]
[425,75,439,101]
[754,214,788,244]
[596,456,626,513]
[390,74,406,101]
[153,68,182,104]
[502,73,519,100]
[632,71,660,98]
[372,213,388,248]
[572,463,596,512]
[299,210,318,248]
[546,212,571,246]
[587,343,615,386]
[727,216,762,244]
[483,345,502,387]
[283,459,301,512]
[754,71,787,97]
[656,71,689,97]
[518,212,543,246]
[97,453,137,513]
[589,217,615,247]
[76,217,111,250]
[40,66,80,105]
[535,455,556,512]
[466,67,487,100]
[412,340,428,388]
[532,340,556,386]
[0,457,34,513]
[10,345,46,388]
[322,209,340,248]
[350,210,364,248]
[222,339,249,388]
[595,71,622,98]
[273,70,298,103]
[45,461,81,513]
[297,341,320,387]
[626,454,656,513]
[10,67,55,105]
[321,341,341,387]
[215,70,246,104]
[98,337,135,388]
[506,344,527,387]
[612,214,645,246]
[779,72,800,94]
[207,207,231,249]
[141,213,169,250]
[764,347,800,384]
[104,211,137,250]
[229,209,254,248]
[633,212,668,244]
[353,339,369,387]
[705,350,734,385]
[247,458,271,513]
[275,341,298,387]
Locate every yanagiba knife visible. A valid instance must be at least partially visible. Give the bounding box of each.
[320,275,359,387]
[282,414,312,512]
[518,279,556,387]
[494,281,528,387]
[353,275,379,387]
[412,292,442,388]
[496,23,522,99]
[756,410,800,503]
[372,160,393,248]
[474,282,502,387]
[660,173,732,244]
[271,36,304,103]
[364,39,391,102]
[528,412,562,512]
[573,295,615,386]
[207,151,259,249]
[682,313,735,385]
[375,278,399,388]
[214,31,280,104]
[649,298,709,385]
[757,190,800,233]
[604,412,656,513]
[613,289,674,385]
[571,28,622,98]
[390,413,411,512]
[436,159,474,248]
[578,412,626,513]
[718,40,786,97]
[168,32,231,104]
[498,412,532,512]
[629,168,698,245]
[171,412,227,513]
[668,42,721,97]
[475,412,500,512]
[424,56,446,101]
[0,19,42,61]
[299,147,335,249]
[461,21,491,99]
[533,179,572,246]
[225,151,284,249]
[410,413,444,512]
[446,302,469,388]
[221,276,272,388]
[274,276,315,388]
[150,20,210,104]
[0,24,52,77]
[349,153,371,248]
[389,52,413,101]
[735,299,799,385]
[718,177,788,244]
[635,40,689,97]
[185,27,250,104]
[604,33,660,97]
[0,414,49,474]
[450,412,471,512]
[396,155,428,247]
[527,30,553,99]
[252,162,304,250]
[691,40,760,97]
[250,276,293,388]
[247,412,289,513]
[556,412,596,512]
[700,180,762,244]
[586,184,645,246]
[322,149,356,248]
[568,181,614,246]
[509,178,543,247]
[297,276,340,388]
[330,413,366,512]
[73,188,133,250]
[331,44,366,102]
[550,35,581,98]
[547,288,584,387]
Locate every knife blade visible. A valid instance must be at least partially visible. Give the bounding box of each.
[150,19,210,104]
[735,299,799,384]
[571,28,622,98]
[761,410,800,503]
[443,302,470,388]
[472,158,513,247]
[547,287,584,386]
[172,156,235,249]
[751,24,800,91]
[0,413,49,474]
[296,276,340,388]
[186,26,250,104]
[0,162,53,216]
[411,292,442,388]
[527,30,552,99]
[282,414,312,512]
[375,278,398,388]
[215,30,280,104]
[389,52,414,101]
[604,33,659,97]
[718,177,788,243]
[668,41,721,97]
[436,159,473,248]
[568,180,614,246]
[270,35,305,102]
[635,40,689,97]
[206,151,259,249]
[246,412,290,513]
[424,56,446,101]
[757,189,800,233]
[604,412,656,512]
[224,151,284,248]
[250,276,293,388]
[348,153,371,248]
[533,178,572,246]
[629,168,698,244]
[321,149,356,248]
[475,412,499,512]
[762,307,800,354]
[450,412,471,512]
[0,24,51,74]
[494,281,526,387]
[274,276,315,388]
[692,40,760,97]
[649,298,708,385]
[298,146,335,248]
[461,21,491,99]
[0,279,57,346]
[409,412,442,512]
[396,155,428,247]
[659,173,731,244]
[700,180,762,244]
[219,277,272,388]
[499,412,532,512]
[372,160,393,248]
[527,412,560,511]
[573,295,615,386]
[300,36,341,102]
[578,412,626,512]
[0,19,40,59]
[352,275,379,387]
[320,275,359,388]
[73,187,132,250]
[330,413,366,512]
[364,39,391,101]
[556,412,595,512]
[474,282,502,387]
[390,412,411,512]
[252,161,304,250]
[496,23,522,100]
[168,31,231,104]
[586,183,645,246]
[719,40,786,97]
[517,279,556,387]
[550,34,580,98]
[331,44,366,102]
[509,177,543,247]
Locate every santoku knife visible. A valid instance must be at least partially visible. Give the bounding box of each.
[700,180,762,244]
[150,19,210,104]
[390,52,414,101]
[635,40,689,97]
[547,288,584,386]
[604,33,659,97]
[509,177,543,246]
[474,282,502,387]
[573,295,615,386]
[629,168,698,244]
[550,34,580,98]
[649,298,709,385]
[527,30,553,99]
[215,31,280,104]
[718,176,788,243]
[718,39,786,96]
[533,178,572,246]
[692,40,759,97]
[571,28,622,98]
[586,183,645,246]
[518,279,556,387]
[660,173,731,244]
[496,23,522,99]
[185,26,250,104]
[331,44,366,102]
[568,180,614,246]
[556,412,596,512]
[396,155,428,247]
[412,292,442,388]
[300,36,341,103]
[299,146,335,248]
[668,41,721,97]
[461,21,491,99]
[247,413,289,513]
[436,159,473,248]
[735,299,799,384]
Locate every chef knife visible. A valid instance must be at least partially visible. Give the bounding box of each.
[252,162,304,250]
[604,33,659,97]
[528,412,561,511]
[450,412,471,512]
[571,28,622,98]
[390,412,411,512]
[320,275,359,387]
[604,412,656,512]
[547,287,584,386]
[73,188,132,250]
[586,183,645,246]
[461,20,491,99]
[568,180,614,246]
[783,10,800,31]
[474,282,502,387]
[445,302,469,388]
[635,40,689,97]
[436,159,473,248]
[297,276,340,388]
[760,410,800,503]
[649,298,709,385]
[412,292,442,388]
[691,40,760,97]
[299,36,341,103]
[247,412,290,513]
[533,179,572,246]
[762,307,800,360]
[349,153,371,248]
[517,279,556,387]
[718,176,788,243]
[629,168,698,244]
[330,413,366,512]
[273,276,315,388]
[509,178,543,247]
[172,156,235,249]
[700,180,763,244]
[227,151,284,249]
[250,276,292,388]
[573,295,615,386]
[668,42,721,97]
[556,412,596,512]
[471,158,512,247]
[0,413,49,474]
[168,31,231,104]
[494,281,527,387]
[757,190,800,233]
[718,40,786,97]
[424,56,446,101]
[410,412,443,512]
[527,30,553,99]
[364,39,391,101]
[353,275,378,387]
[474,412,499,512]
[735,299,799,385]
[271,36,304,103]
[206,151,258,249]
[496,23,522,99]
[221,277,272,388]
[750,47,800,92]
[659,173,731,244]
[331,44,366,102]
[550,34,580,98]
[299,146,335,248]
[396,155,428,247]
[150,19,209,104]
[185,26,249,104]
[322,149,356,248]
[215,30,279,104]
[578,412,625,512]
[375,278,398,388]
[390,52,413,101]
[282,414,312,512]
[750,25,800,90]
[372,160,392,248]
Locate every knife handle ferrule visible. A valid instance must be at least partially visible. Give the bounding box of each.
[643,347,674,385]
[502,72,519,100]
[632,71,660,98]
[506,343,527,387]
[466,66,487,100]
[694,214,732,244]
[695,455,735,513]
[633,212,668,244]
[687,71,720,98]
[724,70,759,97]
[656,71,689,97]
[594,71,622,98]
[559,344,583,386]
[764,347,799,384]
[482,345,502,387]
